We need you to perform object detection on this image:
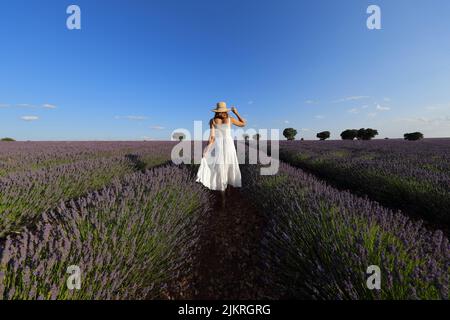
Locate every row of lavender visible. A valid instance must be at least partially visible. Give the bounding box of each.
[0,165,210,299]
[0,142,175,238]
[0,141,176,176]
[241,163,449,299]
[279,139,450,226]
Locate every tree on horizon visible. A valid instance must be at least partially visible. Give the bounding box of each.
[340,129,358,140]
[316,131,330,141]
[404,132,424,141]
[283,128,298,141]
[357,128,378,140]
[172,132,185,141]
[1,137,15,142]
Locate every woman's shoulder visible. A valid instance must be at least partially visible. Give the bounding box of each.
[209,117,231,126]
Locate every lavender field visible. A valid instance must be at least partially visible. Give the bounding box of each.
[279,139,450,227]
[0,140,449,300]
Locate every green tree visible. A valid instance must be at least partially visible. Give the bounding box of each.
[357,128,379,140]
[283,128,297,141]
[316,131,330,141]
[340,129,358,140]
[172,132,185,141]
[1,137,15,142]
[404,132,424,141]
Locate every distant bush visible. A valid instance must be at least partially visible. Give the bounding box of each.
[172,132,185,141]
[404,132,424,141]
[283,128,297,141]
[357,128,378,140]
[1,137,15,142]
[340,129,358,140]
[316,131,330,141]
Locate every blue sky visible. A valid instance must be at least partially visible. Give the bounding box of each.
[0,0,449,140]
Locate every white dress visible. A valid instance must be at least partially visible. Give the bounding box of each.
[196,119,242,191]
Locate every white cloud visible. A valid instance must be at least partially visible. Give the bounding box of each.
[399,116,450,125]
[334,96,370,103]
[425,104,450,111]
[347,105,374,114]
[248,101,254,105]
[115,115,149,121]
[315,115,325,119]
[43,104,57,109]
[20,115,39,121]
[1,103,58,109]
[305,100,317,104]
[126,115,148,121]
[284,120,290,124]
[150,125,165,130]
[376,104,391,111]
[382,116,450,138]
[367,112,377,118]
[383,97,391,102]
[392,116,450,137]
[300,128,310,132]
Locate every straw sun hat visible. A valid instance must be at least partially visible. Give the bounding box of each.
[212,101,231,113]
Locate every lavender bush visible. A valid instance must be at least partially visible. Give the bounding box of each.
[279,139,450,225]
[241,162,449,299]
[0,141,176,176]
[0,165,210,299]
[0,142,174,237]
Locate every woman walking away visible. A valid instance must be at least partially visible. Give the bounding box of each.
[196,102,246,203]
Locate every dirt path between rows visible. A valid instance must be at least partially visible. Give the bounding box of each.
[188,186,268,300]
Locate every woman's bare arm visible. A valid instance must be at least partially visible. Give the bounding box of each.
[203,119,215,156]
[230,107,246,127]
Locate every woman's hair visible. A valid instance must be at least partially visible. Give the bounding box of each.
[214,112,229,120]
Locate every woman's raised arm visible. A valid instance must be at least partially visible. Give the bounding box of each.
[230,107,246,127]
